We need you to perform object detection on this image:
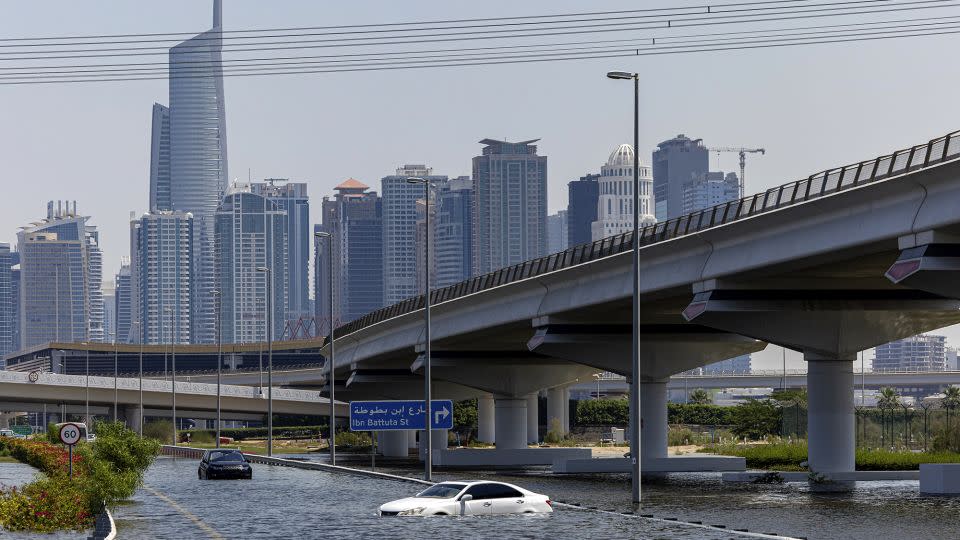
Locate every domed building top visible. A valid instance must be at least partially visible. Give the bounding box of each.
[606,143,635,167]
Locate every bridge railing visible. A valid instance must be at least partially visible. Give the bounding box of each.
[334,130,960,341]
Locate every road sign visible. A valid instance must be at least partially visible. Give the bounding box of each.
[349,400,454,431]
[58,423,81,446]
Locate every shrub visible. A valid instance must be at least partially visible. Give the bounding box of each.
[730,400,782,440]
[544,418,565,444]
[335,431,371,449]
[668,427,695,447]
[143,420,174,443]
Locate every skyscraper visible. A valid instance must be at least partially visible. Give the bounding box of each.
[567,173,600,247]
[382,165,448,305]
[114,261,132,343]
[251,180,310,322]
[167,0,227,344]
[17,202,103,347]
[592,144,655,241]
[215,184,288,344]
[682,171,740,215]
[148,103,171,212]
[0,244,12,356]
[102,285,116,344]
[547,211,568,253]
[316,179,385,325]
[472,139,548,275]
[10,256,20,353]
[652,134,708,221]
[435,176,473,288]
[130,211,193,344]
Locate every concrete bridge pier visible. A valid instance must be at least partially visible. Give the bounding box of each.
[418,429,448,460]
[122,405,142,435]
[379,430,409,458]
[806,354,855,482]
[477,394,495,443]
[494,397,528,449]
[641,380,669,463]
[547,386,566,435]
[526,393,539,444]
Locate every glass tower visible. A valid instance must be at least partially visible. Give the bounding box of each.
[251,180,310,322]
[130,211,193,345]
[168,0,227,344]
[215,184,288,344]
[0,244,11,357]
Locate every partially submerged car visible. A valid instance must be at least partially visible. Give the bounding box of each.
[379,480,552,516]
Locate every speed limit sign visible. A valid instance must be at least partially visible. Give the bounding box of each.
[59,423,81,446]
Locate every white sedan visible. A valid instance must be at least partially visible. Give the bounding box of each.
[379,480,553,517]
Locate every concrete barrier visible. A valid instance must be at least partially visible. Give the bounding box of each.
[920,463,960,494]
[723,470,919,483]
[553,455,746,474]
[432,448,592,468]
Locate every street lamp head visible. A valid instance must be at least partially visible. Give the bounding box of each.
[406,177,425,184]
[314,231,331,239]
[606,70,636,80]
[256,266,270,273]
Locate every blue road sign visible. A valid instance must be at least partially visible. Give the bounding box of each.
[349,400,454,431]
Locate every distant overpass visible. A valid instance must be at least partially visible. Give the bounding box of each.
[0,369,345,427]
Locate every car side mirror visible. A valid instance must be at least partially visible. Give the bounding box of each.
[460,494,473,502]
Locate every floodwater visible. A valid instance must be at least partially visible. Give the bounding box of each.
[112,457,760,539]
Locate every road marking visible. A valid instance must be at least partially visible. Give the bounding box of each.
[143,485,225,539]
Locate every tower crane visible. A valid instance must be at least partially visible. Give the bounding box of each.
[707,146,766,198]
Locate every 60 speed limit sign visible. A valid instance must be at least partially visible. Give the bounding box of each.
[58,423,81,446]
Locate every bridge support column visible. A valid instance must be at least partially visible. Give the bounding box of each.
[408,430,417,450]
[122,405,142,435]
[642,380,669,462]
[807,353,855,489]
[494,398,528,449]
[379,431,408,458]
[477,394,495,443]
[418,429,448,460]
[547,387,565,435]
[562,386,571,434]
[526,393,539,444]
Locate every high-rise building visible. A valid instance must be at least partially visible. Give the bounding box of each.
[148,103,171,212]
[102,285,116,344]
[682,171,740,215]
[215,184,288,344]
[130,211,193,344]
[472,139,548,275]
[17,202,103,347]
[947,348,958,371]
[166,0,227,344]
[10,256,20,353]
[382,165,448,305]
[547,211,568,253]
[0,244,12,356]
[435,176,474,288]
[315,179,385,325]
[567,173,600,247]
[114,261,132,343]
[591,144,655,241]
[251,180,310,322]
[652,134,708,221]
[415,198,437,296]
[874,334,947,372]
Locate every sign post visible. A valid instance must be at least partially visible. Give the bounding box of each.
[349,400,454,431]
[58,422,81,478]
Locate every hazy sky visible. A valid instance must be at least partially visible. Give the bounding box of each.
[3,1,959,369]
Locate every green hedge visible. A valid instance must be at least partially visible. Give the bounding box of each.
[574,399,737,426]
[704,440,960,471]
[181,425,326,441]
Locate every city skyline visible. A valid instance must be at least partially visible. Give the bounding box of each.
[2,0,960,370]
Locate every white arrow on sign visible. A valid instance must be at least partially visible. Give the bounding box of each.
[434,406,450,425]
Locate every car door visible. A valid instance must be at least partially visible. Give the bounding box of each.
[460,484,494,515]
[487,484,527,515]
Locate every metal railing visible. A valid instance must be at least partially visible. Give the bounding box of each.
[334,130,960,342]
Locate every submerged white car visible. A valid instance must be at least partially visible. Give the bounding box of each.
[379,480,553,517]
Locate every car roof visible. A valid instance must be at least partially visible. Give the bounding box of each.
[439,480,524,490]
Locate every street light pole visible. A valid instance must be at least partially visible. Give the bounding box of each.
[113,341,118,422]
[257,266,274,457]
[213,290,222,448]
[85,348,90,428]
[171,307,177,447]
[607,69,642,505]
[407,177,433,481]
[314,231,336,465]
[135,319,143,437]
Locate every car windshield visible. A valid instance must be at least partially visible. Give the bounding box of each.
[209,451,245,463]
[416,483,467,499]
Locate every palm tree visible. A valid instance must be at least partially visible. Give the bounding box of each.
[941,386,960,434]
[877,387,900,447]
[689,389,711,405]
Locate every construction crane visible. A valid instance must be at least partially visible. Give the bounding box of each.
[707,147,766,198]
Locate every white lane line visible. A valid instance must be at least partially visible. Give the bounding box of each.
[142,485,226,540]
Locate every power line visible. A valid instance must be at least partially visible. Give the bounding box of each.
[1,0,954,59]
[1,23,955,85]
[0,1,865,43]
[2,15,958,79]
[2,11,954,74]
